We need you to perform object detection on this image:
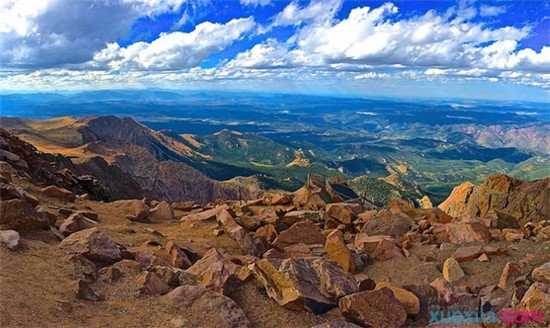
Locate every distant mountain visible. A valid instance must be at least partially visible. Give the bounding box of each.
[0,116,265,203]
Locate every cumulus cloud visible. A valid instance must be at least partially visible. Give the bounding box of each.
[0,0,188,68]
[240,0,271,7]
[273,0,341,26]
[90,17,255,70]
[479,5,506,17]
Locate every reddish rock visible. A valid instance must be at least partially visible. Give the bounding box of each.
[255,224,278,244]
[149,201,175,221]
[375,282,420,316]
[136,271,171,296]
[40,185,76,202]
[503,229,525,241]
[180,205,228,222]
[519,282,550,323]
[372,239,403,261]
[217,208,265,256]
[253,257,358,314]
[354,234,394,254]
[112,199,150,222]
[164,240,193,269]
[76,279,104,301]
[186,248,241,295]
[453,245,483,262]
[497,262,522,290]
[59,212,97,236]
[272,220,325,249]
[312,320,362,328]
[59,227,123,264]
[270,193,292,206]
[434,222,491,244]
[532,262,550,284]
[165,285,250,328]
[0,198,49,231]
[325,229,355,273]
[339,288,407,328]
[478,253,489,262]
[325,203,361,225]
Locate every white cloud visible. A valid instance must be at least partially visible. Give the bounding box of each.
[273,0,341,26]
[90,17,255,70]
[479,5,506,17]
[0,0,188,68]
[240,0,270,7]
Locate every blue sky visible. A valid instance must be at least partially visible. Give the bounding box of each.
[0,0,549,102]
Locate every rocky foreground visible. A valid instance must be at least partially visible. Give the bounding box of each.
[1,130,550,328]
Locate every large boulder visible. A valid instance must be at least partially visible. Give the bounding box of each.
[59,228,124,264]
[0,198,50,231]
[40,185,76,202]
[325,229,355,273]
[433,222,491,244]
[325,203,362,225]
[272,220,325,249]
[185,248,242,295]
[216,209,266,256]
[111,199,150,222]
[148,201,175,221]
[59,212,98,236]
[165,285,250,328]
[252,257,358,314]
[532,262,550,284]
[375,282,420,316]
[294,174,357,210]
[338,288,407,328]
[519,282,550,324]
[164,240,194,269]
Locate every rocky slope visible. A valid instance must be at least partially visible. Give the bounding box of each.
[1,126,549,327]
[1,116,264,204]
[439,173,549,224]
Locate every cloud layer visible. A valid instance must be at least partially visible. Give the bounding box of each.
[0,0,548,94]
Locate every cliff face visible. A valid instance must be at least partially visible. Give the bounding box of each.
[439,173,550,223]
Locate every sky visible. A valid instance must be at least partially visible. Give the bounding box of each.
[0,0,549,102]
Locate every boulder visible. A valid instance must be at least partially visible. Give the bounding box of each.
[442,257,465,283]
[254,224,278,244]
[59,228,123,264]
[272,220,325,249]
[0,198,49,231]
[453,245,483,262]
[59,212,98,236]
[0,229,20,250]
[280,210,322,227]
[375,282,420,316]
[325,229,355,273]
[76,279,104,301]
[253,257,358,314]
[497,262,522,290]
[217,209,266,256]
[354,234,394,254]
[180,205,228,222]
[519,282,550,323]
[149,201,175,221]
[312,320,362,328]
[372,239,403,261]
[165,285,250,328]
[164,240,193,269]
[186,248,241,295]
[112,199,150,223]
[360,212,413,238]
[532,262,550,284]
[136,271,171,296]
[40,185,76,202]
[325,203,362,225]
[434,222,491,244]
[270,193,292,206]
[338,288,407,328]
